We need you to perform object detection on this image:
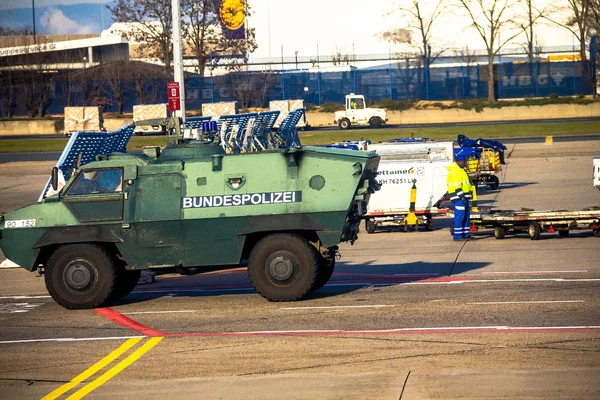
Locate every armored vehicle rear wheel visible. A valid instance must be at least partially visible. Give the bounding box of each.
[311,256,336,293]
[110,265,141,302]
[45,244,117,309]
[248,234,318,301]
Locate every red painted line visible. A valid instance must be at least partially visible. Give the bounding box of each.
[94,307,168,337]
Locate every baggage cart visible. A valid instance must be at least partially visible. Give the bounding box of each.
[470,208,600,240]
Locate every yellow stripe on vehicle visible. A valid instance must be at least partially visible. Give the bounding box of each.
[42,337,143,400]
[66,336,164,400]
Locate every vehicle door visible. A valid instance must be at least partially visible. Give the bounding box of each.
[133,173,185,266]
[63,168,124,222]
[346,96,365,123]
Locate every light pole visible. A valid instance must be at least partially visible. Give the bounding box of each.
[32,0,37,45]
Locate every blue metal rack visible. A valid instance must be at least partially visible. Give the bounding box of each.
[39,124,135,201]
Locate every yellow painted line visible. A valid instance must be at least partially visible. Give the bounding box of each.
[42,338,143,400]
[66,337,164,399]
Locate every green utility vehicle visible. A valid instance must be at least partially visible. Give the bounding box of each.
[0,133,379,309]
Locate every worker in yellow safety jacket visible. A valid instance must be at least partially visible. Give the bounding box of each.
[447,154,473,240]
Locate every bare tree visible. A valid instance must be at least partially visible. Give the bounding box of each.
[181,0,257,77]
[395,54,422,98]
[0,68,18,118]
[543,0,593,61]
[456,0,524,102]
[181,0,217,77]
[381,0,447,67]
[108,0,173,75]
[518,0,554,62]
[130,61,170,104]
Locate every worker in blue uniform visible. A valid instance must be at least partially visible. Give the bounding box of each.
[447,153,473,240]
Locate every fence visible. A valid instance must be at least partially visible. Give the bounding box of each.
[0,59,595,117]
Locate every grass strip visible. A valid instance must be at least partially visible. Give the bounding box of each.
[0,121,598,153]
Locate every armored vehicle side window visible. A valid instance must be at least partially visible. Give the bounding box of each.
[69,169,123,195]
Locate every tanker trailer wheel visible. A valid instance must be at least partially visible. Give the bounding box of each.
[365,219,376,234]
[248,233,318,302]
[528,222,541,240]
[45,244,117,309]
[110,263,141,302]
[339,119,351,130]
[311,255,336,293]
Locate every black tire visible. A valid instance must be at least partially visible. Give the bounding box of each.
[488,175,500,190]
[311,256,335,293]
[425,220,434,231]
[179,267,201,275]
[558,230,569,238]
[248,233,319,302]
[528,222,541,240]
[494,226,506,239]
[110,260,141,302]
[365,219,376,234]
[339,119,351,130]
[45,244,117,309]
[594,228,600,237]
[369,117,382,128]
[449,226,454,236]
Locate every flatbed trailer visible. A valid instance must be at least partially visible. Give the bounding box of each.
[470,207,600,239]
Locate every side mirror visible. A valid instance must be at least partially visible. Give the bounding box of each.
[74,153,83,169]
[51,167,59,191]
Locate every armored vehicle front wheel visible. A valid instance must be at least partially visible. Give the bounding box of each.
[110,265,141,302]
[248,234,319,301]
[311,256,336,293]
[45,244,117,309]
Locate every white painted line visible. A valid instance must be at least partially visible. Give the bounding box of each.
[281,305,394,310]
[0,295,52,300]
[0,336,145,345]
[2,326,600,344]
[394,273,440,277]
[481,270,588,275]
[0,259,20,269]
[231,326,600,335]
[122,310,196,315]
[469,300,585,305]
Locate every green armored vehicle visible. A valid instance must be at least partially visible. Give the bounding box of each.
[0,124,379,309]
